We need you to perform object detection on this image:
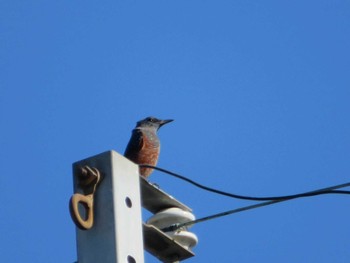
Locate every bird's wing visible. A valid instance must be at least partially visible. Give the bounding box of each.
[124,129,145,159]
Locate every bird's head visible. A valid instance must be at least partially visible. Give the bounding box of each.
[136,116,174,130]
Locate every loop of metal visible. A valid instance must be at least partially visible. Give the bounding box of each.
[69,166,101,230]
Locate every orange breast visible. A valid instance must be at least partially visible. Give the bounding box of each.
[124,128,161,177]
[137,138,160,177]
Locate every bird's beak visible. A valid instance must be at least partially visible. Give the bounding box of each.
[159,119,174,127]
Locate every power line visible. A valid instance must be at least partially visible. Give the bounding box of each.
[139,164,350,231]
[160,181,350,232]
[140,164,350,201]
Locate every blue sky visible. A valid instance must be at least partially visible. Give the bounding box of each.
[1,1,350,262]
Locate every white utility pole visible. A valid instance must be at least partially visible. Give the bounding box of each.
[70,150,196,263]
[71,151,144,263]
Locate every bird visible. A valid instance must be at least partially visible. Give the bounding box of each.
[124,116,173,177]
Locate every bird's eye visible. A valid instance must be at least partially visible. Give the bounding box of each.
[149,117,156,122]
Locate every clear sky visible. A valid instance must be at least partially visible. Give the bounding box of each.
[1,1,350,262]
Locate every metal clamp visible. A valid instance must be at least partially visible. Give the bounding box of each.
[69,166,101,230]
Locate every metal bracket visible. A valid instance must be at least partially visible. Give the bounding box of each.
[69,166,101,230]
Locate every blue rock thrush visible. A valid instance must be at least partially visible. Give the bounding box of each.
[124,117,173,177]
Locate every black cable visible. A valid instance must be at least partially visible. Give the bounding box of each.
[140,164,350,230]
[140,164,350,201]
[160,182,350,232]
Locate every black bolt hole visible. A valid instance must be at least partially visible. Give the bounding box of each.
[127,255,136,263]
[125,197,132,208]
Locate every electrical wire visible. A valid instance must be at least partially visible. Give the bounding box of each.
[139,164,350,231]
[140,164,350,201]
[160,181,350,232]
